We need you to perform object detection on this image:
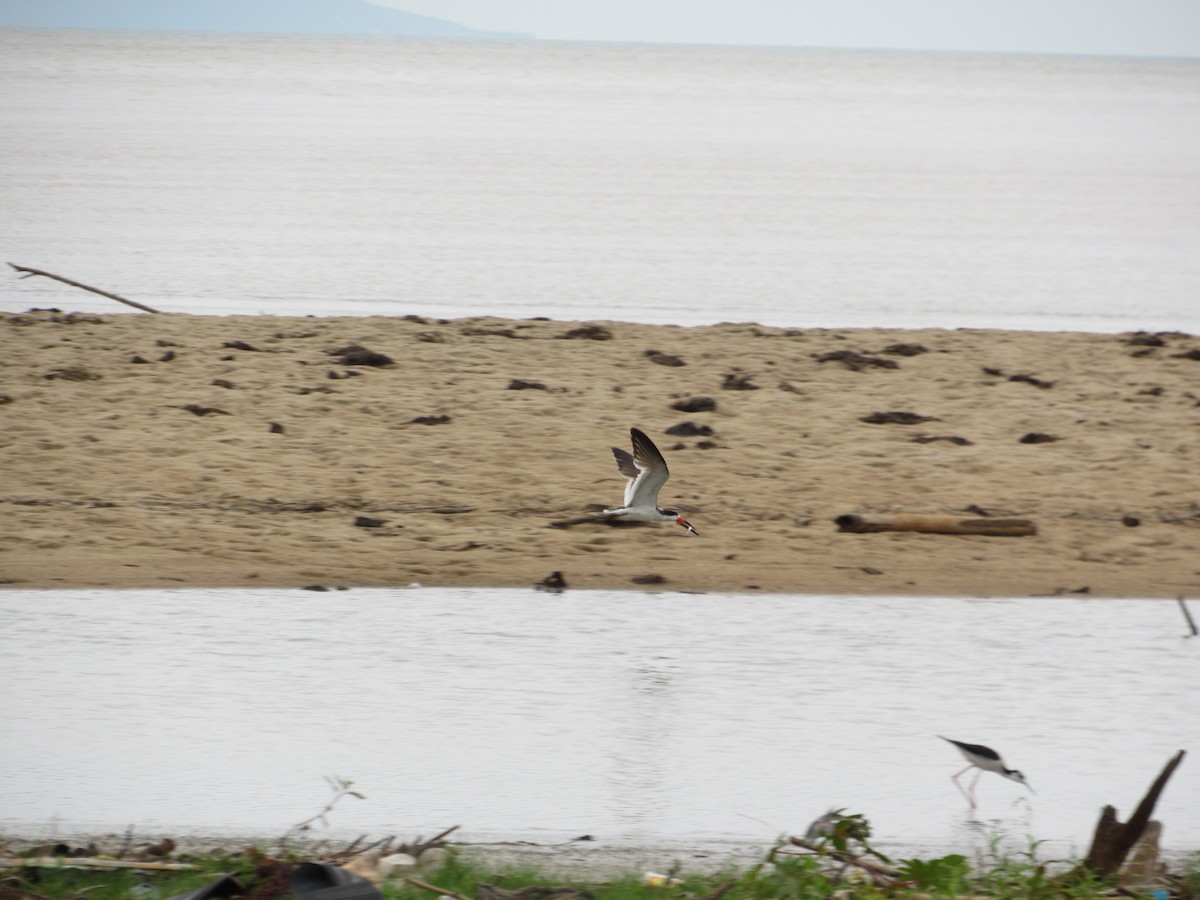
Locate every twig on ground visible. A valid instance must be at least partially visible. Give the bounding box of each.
[404,877,471,900]
[401,826,461,858]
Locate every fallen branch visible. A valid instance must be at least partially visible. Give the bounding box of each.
[401,825,461,858]
[404,877,471,900]
[835,513,1036,536]
[695,884,735,900]
[476,885,593,900]
[333,834,395,860]
[787,836,903,876]
[0,857,197,871]
[775,837,904,886]
[7,263,161,314]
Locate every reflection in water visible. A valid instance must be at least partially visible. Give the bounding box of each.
[945,799,1039,864]
[609,663,678,834]
[0,588,1196,856]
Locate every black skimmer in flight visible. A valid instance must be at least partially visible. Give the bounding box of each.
[603,428,698,535]
[939,736,1034,809]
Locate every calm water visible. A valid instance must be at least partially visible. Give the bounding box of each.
[2,588,1197,856]
[2,30,1199,331]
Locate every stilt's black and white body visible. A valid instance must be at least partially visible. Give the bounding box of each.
[939,736,1034,809]
[603,428,698,535]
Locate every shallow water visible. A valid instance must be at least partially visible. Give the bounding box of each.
[2,588,1197,857]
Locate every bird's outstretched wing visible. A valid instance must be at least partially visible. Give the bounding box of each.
[611,427,670,509]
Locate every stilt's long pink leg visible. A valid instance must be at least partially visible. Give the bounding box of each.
[950,765,977,808]
[967,770,983,810]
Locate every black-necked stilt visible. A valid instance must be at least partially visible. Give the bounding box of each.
[939,735,1034,809]
[603,428,698,535]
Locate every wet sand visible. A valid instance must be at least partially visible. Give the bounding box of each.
[1,309,1197,597]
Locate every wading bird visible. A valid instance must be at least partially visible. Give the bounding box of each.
[939,735,1034,809]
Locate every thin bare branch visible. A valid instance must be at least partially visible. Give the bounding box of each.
[404,877,471,900]
[8,263,161,313]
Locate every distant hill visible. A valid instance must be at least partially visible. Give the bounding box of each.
[0,0,532,39]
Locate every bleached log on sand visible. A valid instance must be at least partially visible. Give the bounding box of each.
[835,513,1037,536]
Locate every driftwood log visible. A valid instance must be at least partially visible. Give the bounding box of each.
[7,262,161,313]
[835,513,1037,536]
[1062,749,1186,883]
[0,857,198,871]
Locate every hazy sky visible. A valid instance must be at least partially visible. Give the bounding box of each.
[373,0,1200,57]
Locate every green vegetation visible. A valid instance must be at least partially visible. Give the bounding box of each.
[5,834,1196,900]
[5,799,1194,900]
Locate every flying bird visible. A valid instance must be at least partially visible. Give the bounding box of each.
[603,428,698,535]
[939,735,1034,809]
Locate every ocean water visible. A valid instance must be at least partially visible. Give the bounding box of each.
[2,588,1198,856]
[1,29,1199,331]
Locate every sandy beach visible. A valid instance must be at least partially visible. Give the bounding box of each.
[1,308,1197,597]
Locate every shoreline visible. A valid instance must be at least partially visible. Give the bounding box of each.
[0,827,775,879]
[2,310,1197,597]
[2,827,1194,880]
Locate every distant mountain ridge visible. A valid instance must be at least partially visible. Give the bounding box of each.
[0,0,531,39]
